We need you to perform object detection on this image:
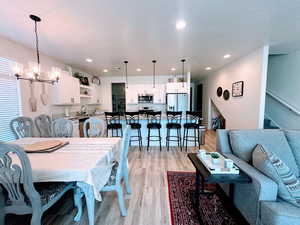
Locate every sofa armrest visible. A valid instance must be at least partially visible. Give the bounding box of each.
[225,153,278,201]
[222,153,278,225]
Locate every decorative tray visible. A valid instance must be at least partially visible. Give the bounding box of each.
[24,141,69,153]
[197,151,239,174]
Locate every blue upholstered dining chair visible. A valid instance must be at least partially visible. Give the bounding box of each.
[83,117,105,137]
[10,117,34,139]
[34,114,52,137]
[51,118,73,137]
[74,126,132,217]
[0,142,75,225]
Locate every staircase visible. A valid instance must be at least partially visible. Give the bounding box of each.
[264,118,279,129]
[264,90,300,129]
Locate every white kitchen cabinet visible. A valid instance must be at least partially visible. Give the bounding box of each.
[51,71,80,105]
[153,84,166,103]
[166,82,188,94]
[126,84,139,104]
[89,84,101,104]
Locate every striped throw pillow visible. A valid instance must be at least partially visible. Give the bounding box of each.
[252,144,300,207]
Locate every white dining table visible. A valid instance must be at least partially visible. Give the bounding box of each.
[11,137,122,225]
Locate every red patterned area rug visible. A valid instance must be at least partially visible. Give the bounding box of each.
[167,171,249,225]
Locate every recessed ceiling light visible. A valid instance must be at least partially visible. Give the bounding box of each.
[86,58,93,63]
[171,68,176,71]
[136,68,142,72]
[223,54,231,59]
[205,67,212,71]
[176,20,186,30]
[103,69,108,73]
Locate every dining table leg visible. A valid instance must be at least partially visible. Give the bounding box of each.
[76,182,95,225]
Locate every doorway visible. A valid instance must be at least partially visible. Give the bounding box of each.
[111,83,126,112]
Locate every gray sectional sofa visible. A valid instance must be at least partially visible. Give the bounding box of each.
[217,129,300,225]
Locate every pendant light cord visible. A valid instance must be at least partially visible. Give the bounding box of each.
[124,61,128,88]
[152,60,156,88]
[181,59,186,87]
[34,20,40,65]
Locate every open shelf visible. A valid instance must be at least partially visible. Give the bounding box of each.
[80,85,92,90]
[80,95,93,98]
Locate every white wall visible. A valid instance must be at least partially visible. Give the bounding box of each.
[266,52,300,128]
[0,36,96,118]
[201,46,269,129]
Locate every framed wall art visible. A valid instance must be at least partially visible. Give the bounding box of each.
[232,81,244,97]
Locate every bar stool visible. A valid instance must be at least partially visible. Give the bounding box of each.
[183,111,203,151]
[166,111,182,151]
[146,111,162,151]
[125,112,143,151]
[105,112,123,137]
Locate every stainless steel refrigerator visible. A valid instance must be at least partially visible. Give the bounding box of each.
[166,93,188,112]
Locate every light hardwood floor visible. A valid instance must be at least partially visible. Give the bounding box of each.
[11,130,216,225]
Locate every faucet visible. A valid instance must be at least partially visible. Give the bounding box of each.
[80,105,87,114]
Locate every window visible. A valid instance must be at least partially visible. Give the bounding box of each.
[0,57,22,142]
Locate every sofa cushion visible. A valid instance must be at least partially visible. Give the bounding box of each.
[229,130,299,176]
[261,199,300,225]
[284,130,300,172]
[253,145,300,208]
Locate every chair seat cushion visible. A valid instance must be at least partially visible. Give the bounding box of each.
[229,130,299,176]
[107,124,122,129]
[106,161,119,186]
[253,144,300,208]
[147,123,161,129]
[261,199,300,225]
[130,123,141,129]
[183,123,199,129]
[166,123,181,129]
[34,182,73,206]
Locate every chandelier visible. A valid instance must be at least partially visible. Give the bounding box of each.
[11,15,61,84]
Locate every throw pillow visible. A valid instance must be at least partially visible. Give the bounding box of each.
[252,144,300,208]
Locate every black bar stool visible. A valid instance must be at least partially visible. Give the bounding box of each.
[125,112,143,151]
[146,111,162,151]
[105,112,123,137]
[166,111,182,151]
[183,111,202,151]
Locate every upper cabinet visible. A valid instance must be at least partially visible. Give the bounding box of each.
[166,82,189,94]
[51,71,80,105]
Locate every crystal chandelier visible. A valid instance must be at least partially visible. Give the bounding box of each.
[11,15,61,84]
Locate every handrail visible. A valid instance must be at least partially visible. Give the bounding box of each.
[266,90,300,116]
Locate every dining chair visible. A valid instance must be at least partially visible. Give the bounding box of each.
[10,116,34,139]
[34,114,52,137]
[0,142,75,225]
[101,125,132,216]
[52,118,73,137]
[83,117,105,137]
[73,126,132,217]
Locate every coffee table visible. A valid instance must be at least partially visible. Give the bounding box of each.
[188,153,251,223]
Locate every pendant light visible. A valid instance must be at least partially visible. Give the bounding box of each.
[12,15,61,84]
[181,59,186,87]
[124,61,128,88]
[152,60,157,88]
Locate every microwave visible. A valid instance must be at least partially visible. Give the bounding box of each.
[138,95,153,103]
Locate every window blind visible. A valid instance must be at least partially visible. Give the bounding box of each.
[0,57,21,142]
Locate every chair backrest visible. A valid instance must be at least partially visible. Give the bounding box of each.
[115,125,131,184]
[10,117,34,139]
[146,111,161,124]
[83,117,105,137]
[105,112,121,125]
[52,118,73,137]
[124,112,139,125]
[34,114,52,137]
[166,111,182,124]
[0,143,41,213]
[185,111,202,124]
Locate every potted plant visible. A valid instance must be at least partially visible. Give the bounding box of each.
[211,152,220,164]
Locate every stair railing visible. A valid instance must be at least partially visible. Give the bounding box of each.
[266,90,300,116]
